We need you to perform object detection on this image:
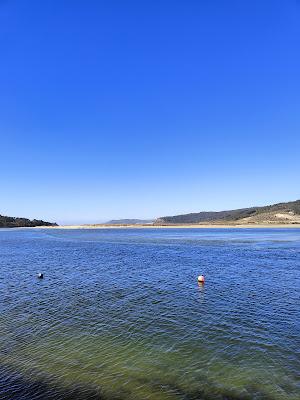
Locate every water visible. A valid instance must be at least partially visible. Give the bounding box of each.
[0,228,299,400]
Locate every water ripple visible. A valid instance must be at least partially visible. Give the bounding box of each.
[0,228,299,399]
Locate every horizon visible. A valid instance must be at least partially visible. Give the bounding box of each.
[2,198,300,226]
[1,1,300,225]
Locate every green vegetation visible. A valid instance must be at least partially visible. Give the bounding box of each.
[155,200,300,224]
[0,214,57,228]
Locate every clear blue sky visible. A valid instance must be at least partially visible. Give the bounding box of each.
[1,0,299,224]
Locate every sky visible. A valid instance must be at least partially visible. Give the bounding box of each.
[0,0,299,224]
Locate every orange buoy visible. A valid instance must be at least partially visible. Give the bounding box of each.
[197,275,205,284]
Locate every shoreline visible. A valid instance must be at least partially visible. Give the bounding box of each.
[34,223,300,230]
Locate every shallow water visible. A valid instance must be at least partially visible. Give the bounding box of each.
[0,228,299,400]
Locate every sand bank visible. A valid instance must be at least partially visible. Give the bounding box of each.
[36,223,300,229]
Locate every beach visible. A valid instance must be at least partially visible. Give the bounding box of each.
[37,223,300,229]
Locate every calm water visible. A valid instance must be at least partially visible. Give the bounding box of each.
[0,228,299,400]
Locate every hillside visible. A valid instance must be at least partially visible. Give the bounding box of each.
[0,214,58,228]
[155,200,300,225]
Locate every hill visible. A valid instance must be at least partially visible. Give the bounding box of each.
[155,200,300,225]
[105,219,153,225]
[0,214,58,228]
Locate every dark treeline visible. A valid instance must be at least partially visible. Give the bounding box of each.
[0,214,57,228]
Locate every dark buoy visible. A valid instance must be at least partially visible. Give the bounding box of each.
[37,273,44,279]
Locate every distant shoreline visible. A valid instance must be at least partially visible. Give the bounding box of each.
[34,223,300,229]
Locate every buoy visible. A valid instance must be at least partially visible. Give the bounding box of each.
[37,273,44,279]
[197,275,205,284]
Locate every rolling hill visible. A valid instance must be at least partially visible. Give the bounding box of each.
[154,200,300,225]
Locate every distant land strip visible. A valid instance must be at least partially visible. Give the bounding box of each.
[1,200,300,228]
[105,219,153,225]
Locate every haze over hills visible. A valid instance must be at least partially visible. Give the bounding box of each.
[0,215,57,228]
[154,200,300,225]
[105,219,154,225]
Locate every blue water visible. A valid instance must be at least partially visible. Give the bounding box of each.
[0,228,299,400]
